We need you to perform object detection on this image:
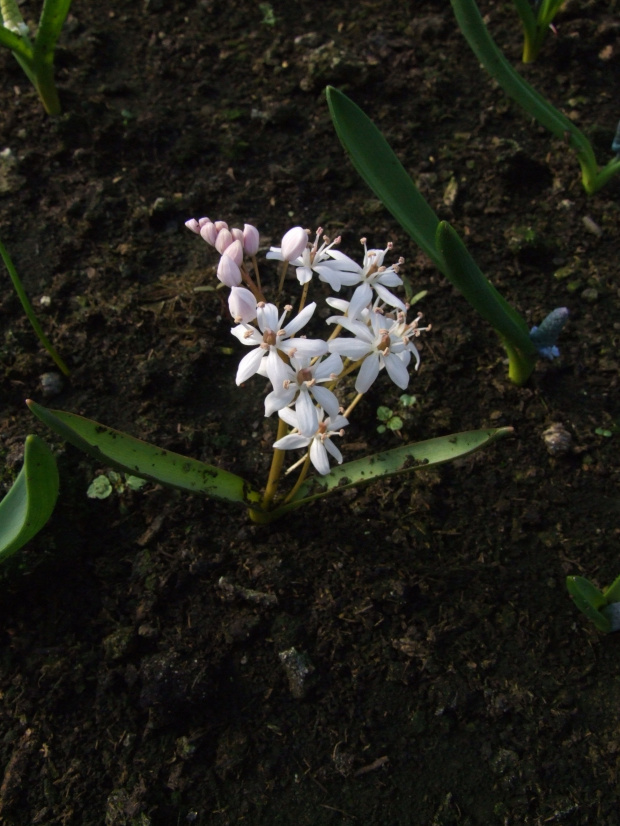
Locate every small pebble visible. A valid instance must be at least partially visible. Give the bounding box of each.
[39,372,64,398]
[542,423,572,456]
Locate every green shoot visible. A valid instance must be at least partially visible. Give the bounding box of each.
[513,0,565,63]
[0,0,72,115]
[1,239,69,375]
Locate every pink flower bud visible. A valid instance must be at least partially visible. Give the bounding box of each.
[217,254,242,287]
[229,286,257,323]
[185,218,201,234]
[231,227,244,244]
[215,228,233,254]
[200,221,218,246]
[281,226,308,261]
[224,239,244,266]
[243,224,260,255]
[214,220,229,232]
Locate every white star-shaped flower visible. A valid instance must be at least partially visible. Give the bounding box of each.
[273,407,349,476]
[264,352,343,434]
[267,227,362,289]
[328,309,424,394]
[231,301,327,385]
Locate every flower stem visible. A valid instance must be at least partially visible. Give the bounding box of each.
[251,254,262,294]
[260,416,289,510]
[343,392,364,419]
[298,281,310,313]
[282,454,311,504]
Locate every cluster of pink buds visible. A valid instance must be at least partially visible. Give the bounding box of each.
[185,217,260,288]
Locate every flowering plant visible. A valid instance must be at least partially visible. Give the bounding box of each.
[0,0,71,115]
[28,218,512,524]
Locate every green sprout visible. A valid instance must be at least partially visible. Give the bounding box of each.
[326,86,566,386]
[258,3,276,27]
[567,575,620,633]
[0,435,59,562]
[0,0,71,115]
[376,395,417,435]
[87,471,147,500]
[376,406,403,435]
[1,239,69,376]
[450,0,620,194]
[513,0,565,63]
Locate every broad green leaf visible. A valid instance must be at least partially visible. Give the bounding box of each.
[326,85,441,268]
[0,434,59,561]
[265,427,514,520]
[566,576,611,632]
[27,400,262,509]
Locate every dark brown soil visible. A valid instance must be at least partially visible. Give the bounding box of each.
[1,1,620,824]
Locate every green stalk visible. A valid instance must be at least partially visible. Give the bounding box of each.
[1,240,70,375]
[450,0,620,193]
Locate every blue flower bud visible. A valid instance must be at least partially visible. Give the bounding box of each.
[529,307,569,361]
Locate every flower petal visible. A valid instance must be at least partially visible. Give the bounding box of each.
[310,385,341,419]
[348,283,373,321]
[355,353,381,393]
[329,338,372,360]
[309,440,330,475]
[236,347,266,385]
[295,390,319,436]
[384,352,410,389]
[283,301,316,336]
[274,433,311,451]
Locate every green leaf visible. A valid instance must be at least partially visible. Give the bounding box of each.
[267,427,514,519]
[436,221,533,347]
[326,85,441,268]
[0,435,59,561]
[435,220,538,386]
[35,0,72,58]
[566,576,611,632]
[27,400,262,509]
[86,475,113,500]
[0,22,30,58]
[603,574,620,604]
